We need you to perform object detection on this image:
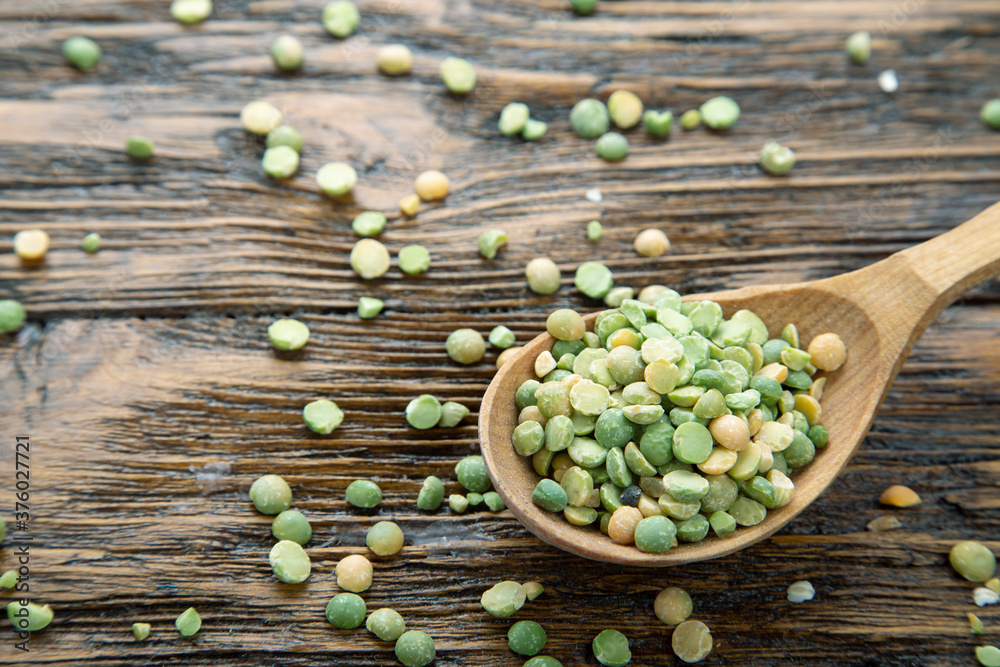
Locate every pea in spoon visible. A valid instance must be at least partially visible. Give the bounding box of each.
[479,202,1000,566]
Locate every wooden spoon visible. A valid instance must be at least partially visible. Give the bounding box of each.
[480,202,1000,566]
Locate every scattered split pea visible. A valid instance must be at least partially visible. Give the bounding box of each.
[62,36,101,71]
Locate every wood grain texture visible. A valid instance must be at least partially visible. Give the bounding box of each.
[1,0,999,664]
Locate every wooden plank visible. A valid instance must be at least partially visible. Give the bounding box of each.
[1,305,998,665]
[0,0,998,664]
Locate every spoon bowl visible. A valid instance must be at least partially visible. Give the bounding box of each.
[480,203,1000,566]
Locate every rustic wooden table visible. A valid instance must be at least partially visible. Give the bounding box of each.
[1,0,999,665]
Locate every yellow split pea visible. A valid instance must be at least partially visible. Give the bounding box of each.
[377,44,413,76]
[607,90,644,129]
[634,228,671,258]
[696,447,738,475]
[14,229,50,261]
[708,414,749,451]
[399,194,420,217]
[879,485,921,507]
[336,554,373,592]
[608,506,643,544]
[414,170,450,201]
[240,101,283,135]
[807,332,847,371]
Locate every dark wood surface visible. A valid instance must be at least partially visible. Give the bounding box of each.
[1,0,999,665]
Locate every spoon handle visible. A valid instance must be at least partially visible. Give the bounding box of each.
[830,201,1000,366]
[898,200,1000,305]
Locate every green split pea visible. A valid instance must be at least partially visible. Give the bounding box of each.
[126,136,154,160]
[269,539,311,583]
[680,109,701,131]
[479,229,508,259]
[644,110,673,137]
[171,0,212,24]
[395,630,436,667]
[608,90,643,129]
[977,646,1000,667]
[367,607,406,641]
[481,581,527,617]
[367,521,404,555]
[448,494,469,513]
[345,479,382,508]
[499,103,530,136]
[982,100,1000,130]
[268,318,310,351]
[760,142,796,176]
[522,581,544,600]
[132,622,151,641]
[417,476,445,510]
[596,132,628,161]
[0,300,27,334]
[593,629,631,667]
[571,99,610,138]
[950,541,997,583]
[303,399,344,434]
[672,619,713,662]
[322,1,360,38]
[699,96,740,130]
[81,233,101,253]
[508,620,547,656]
[406,394,442,429]
[438,401,469,427]
[489,325,516,349]
[249,474,293,515]
[326,593,366,629]
[587,220,603,242]
[524,658,563,667]
[316,162,357,197]
[456,455,490,493]
[575,262,614,299]
[440,57,476,94]
[522,119,548,141]
[6,601,53,632]
[398,245,431,275]
[271,35,304,71]
[446,328,486,364]
[352,211,387,237]
[271,509,312,545]
[63,36,101,71]
[262,145,299,179]
[266,125,304,153]
[483,491,506,511]
[175,607,201,636]
[846,31,872,65]
[547,309,585,341]
[526,258,561,295]
[358,297,384,319]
